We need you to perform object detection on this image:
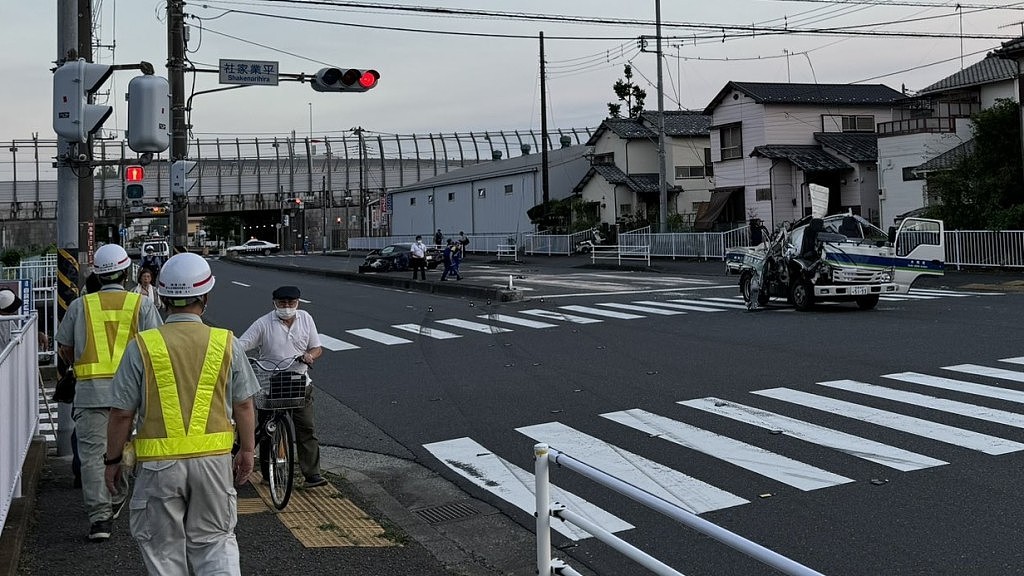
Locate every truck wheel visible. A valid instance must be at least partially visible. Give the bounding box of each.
[856,295,880,310]
[739,271,753,301]
[791,282,814,311]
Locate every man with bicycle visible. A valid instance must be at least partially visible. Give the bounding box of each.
[237,285,327,488]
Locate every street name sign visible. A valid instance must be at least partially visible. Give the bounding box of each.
[219,59,279,86]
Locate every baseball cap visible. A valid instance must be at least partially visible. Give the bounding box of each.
[272,286,301,300]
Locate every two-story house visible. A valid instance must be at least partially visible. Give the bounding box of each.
[877,52,1018,226]
[572,111,711,229]
[702,82,904,230]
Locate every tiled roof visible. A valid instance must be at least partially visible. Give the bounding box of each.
[574,165,669,195]
[996,37,1024,58]
[640,111,712,137]
[750,145,851,172]
[602,118,656,140]
[813,132,878,163]
[705,82,903,113]
[913,139,975,174]
[918,54,1018,95]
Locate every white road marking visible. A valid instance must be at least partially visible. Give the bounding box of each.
[423,437,633,541]
[912,288,1002,296]
[753,388,1024,455]
[669,298,748,310]
[881,293,939,300]
[559,305,645,320]
[529,285,737,299]
[317,334,360,351]
[943,364,1024,383]
[1001,357,1024,366]
[516,422,748,514]
[436,318,513,334]
[477,314,558,329]
[345,328,412,345]
[908,289,971,297]
[601,408,853,491]
[519,309,604,324]
[391,324,462,339]
[820,379,1024,430]
[680,397,946,472]
[595,302,685,315]
[231,281,250,287]
[632,300,725,313]
[884,372,1024,404]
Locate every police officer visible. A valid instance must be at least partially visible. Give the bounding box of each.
[55,243,163,541]
[105,252,258,575]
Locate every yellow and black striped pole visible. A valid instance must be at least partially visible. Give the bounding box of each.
[56,247,79,322]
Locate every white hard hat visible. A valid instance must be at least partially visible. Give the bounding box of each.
[93,244,132,275]
[157,253,215,298]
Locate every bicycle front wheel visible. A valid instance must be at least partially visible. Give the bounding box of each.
[266,413,295,510]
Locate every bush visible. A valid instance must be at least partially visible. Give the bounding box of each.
[1,248,23,267]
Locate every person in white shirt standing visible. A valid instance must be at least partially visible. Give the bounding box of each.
[132,268,163,312]
[410,235,427,281]
[237,285,327,487]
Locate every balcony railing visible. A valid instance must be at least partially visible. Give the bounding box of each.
[877,117,957,136]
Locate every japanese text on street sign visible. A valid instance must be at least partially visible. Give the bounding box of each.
[219,59,279,86]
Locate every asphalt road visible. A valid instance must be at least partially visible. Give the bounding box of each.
[204,258,1024,575]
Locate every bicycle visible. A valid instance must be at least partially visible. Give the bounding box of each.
[246,356,311,510]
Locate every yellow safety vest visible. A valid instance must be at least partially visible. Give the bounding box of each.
[134,325,236,461]
[75,292,143,380]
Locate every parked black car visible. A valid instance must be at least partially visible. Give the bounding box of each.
[358,243,442,273]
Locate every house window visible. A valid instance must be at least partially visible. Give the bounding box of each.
[448,192,456,202]
[478,188,486,198]
[755,187,772,201]
[902,167,924,181]
[719,124,742,160]
[409,197,416,206]
[841,115,875,132]
[504,184,513,195]
[704,148,714,177]
[593,152,614,165]
[675,166,706,179]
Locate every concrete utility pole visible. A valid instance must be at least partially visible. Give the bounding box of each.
[655,0,669,232]
[540,32,550,206]
[167,0,188,250]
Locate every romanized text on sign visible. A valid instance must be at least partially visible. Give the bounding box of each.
[219,59,279,86]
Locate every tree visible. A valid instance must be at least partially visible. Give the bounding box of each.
[607,64,647,119]
[928,99,1024,229]
[201,214,241,243]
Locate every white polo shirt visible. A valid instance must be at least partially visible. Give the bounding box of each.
[411,241,426,258]
[237,308,321,374]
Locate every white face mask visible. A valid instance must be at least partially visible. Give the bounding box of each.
[274,306,297,320]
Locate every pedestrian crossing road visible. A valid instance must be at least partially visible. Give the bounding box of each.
[424,356,1024,541]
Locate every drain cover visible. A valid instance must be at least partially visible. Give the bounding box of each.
[412,502,480,524]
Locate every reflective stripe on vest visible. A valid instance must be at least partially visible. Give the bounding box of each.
[134,328,235,460]
[75,292,143,380]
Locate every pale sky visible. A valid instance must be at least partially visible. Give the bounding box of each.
[2,1,1020,142]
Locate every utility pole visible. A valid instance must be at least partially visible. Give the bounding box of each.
[78,0,96,265]
[354,127,366,237]
[655,0,669,232]
[167,0,188,250]
[540,32,550,206]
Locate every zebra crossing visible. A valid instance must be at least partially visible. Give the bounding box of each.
[423,356,1024,541]
[303,287,998,353]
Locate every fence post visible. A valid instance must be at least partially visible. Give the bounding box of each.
[535,443,552,576]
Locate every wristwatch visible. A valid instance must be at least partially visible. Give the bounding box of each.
[103,453,122,466]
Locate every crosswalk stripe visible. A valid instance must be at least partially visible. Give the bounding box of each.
[477,314,558,329]
[943,364,1024,383]
[558,305,645,320]
[753,388,1024,455]
[516,422,749,514]
[345,329,412,345]
[595,302,685,315]
[913,288,1001,296]
[909,289,971,297]
[519,309,604,324]
[632,300,725,313]
[391,324,462,339]
[1001,357,1024,366]
[820,379,1024,430]
[423,437,633,541]
[883,372,1024,404]
[680,397,946,472]
[582,273,715,285]
[669,298,748,310]
[601,408,853,491]
[882,293,940,300]
[436,318,513,334]
[317,334,360,351]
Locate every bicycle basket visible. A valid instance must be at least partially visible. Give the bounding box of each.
[253,370,309,410]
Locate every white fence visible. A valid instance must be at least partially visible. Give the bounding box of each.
[534,443,825,576]
[1,314,40,532]
[347,232,525,255]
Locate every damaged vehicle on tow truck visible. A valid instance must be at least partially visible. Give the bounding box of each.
[727,199,945,311]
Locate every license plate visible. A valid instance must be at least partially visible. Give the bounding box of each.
[852,286,869,295]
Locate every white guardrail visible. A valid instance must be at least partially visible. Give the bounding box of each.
[534,443,826,576]
[1,314,41,532]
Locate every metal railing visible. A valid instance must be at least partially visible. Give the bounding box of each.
[534,443,826,576]
[347,232,525,255]
[1,314,40,532]
[947,230,1024,269]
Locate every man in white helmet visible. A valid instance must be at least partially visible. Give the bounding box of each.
[55,243,163,542]
[104,252,258,575]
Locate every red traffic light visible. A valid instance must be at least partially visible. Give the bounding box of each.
[294,198,303,205]
[125,165,145,182]
[357,70,379,89]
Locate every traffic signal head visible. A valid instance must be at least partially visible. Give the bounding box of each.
[53,58,114,143]
[294,198,304,208]
[127,75,170,153]
[147,204,168,215]
[170,160,197,197]
[126,184,145,200]
[125,165,145,182]
[311,68,379,93]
